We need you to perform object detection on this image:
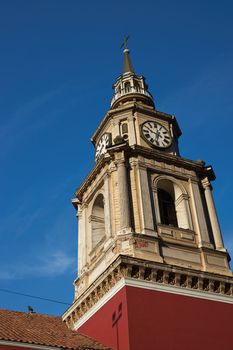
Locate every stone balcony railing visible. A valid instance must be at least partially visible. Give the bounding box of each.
[110,86,153,106]
[157,224,197,245]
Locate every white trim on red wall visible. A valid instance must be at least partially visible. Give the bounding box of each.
[74,277,233,330]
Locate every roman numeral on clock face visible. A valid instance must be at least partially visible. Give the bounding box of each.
[95,133,111,162]
[141,121,172,149]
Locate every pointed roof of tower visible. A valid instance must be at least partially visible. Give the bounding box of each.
[120,35,135,74]
[123,48,134,74]
[111,40,154,108]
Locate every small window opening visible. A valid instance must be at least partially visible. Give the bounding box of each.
[134,81,140,92]
[121,123,128,134]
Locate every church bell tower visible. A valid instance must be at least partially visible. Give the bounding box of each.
[63,45,233,350]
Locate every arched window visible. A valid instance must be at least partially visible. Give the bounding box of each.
[158,188,178,227]
[124,82,131,93]
[134,81,140,92]
[154,177,192,230]
[91,194,105,249]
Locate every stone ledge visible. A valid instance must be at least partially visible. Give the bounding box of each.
[63,255,233,329]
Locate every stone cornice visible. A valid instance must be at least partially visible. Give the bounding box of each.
[91,102,181,143]
[128,145,216,180]
[135,108,182,138]
[74,143,215,201]
[63,255,233,330]
[75,143,129,200]
[91,103,136,144]
[74,155,111,200]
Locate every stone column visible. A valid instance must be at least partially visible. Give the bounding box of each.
[103,173,112,239]
[202,178,225,251]
[137,165,155,235]
[153,188,161,225]
[117,159,131,233]
[189,179,212,248]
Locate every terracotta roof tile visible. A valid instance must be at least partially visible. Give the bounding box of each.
[0,309,111,350]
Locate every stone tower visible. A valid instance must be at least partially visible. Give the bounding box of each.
[63,47,233,350]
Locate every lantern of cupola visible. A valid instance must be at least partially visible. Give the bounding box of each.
[111,48,154,109]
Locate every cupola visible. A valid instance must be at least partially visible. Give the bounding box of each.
[110,47,154,109]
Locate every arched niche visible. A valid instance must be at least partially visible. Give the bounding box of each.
[124,81,131,93]
[153,176,193,230]
[91,193,106,249]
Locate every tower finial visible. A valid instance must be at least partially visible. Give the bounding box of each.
[120,35,134,74]
[120,35,130,50]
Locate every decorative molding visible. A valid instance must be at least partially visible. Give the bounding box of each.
[73,274,233,330]
[201,177,212,190]
[75,156,111,200]
[125,277,233,304]
[152,174,189,193]
[75,139,212,202]
[63,256,233,330]
[127,115,135,122]
[175,193,189,206]
[73,279,125,330]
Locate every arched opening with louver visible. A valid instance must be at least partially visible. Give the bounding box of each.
[158,188,178,227]
[154,177,193,230]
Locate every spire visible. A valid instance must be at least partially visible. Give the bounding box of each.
[123,48,134,74]
[110,37,154,108]
[120,36,134,74]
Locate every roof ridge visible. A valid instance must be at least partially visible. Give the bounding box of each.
[0,309,61,318]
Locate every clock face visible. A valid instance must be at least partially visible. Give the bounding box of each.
[141,121,172,148]
[95,133,111,162]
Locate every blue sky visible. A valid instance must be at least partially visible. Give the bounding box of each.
[0,0,233,316]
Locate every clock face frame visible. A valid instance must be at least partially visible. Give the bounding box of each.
[141,121,172,149]
[95,133,112,162]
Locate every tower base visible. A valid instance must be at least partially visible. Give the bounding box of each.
[63,256,233,350]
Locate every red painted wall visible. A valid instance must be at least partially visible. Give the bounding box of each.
[126,286,233,350]
[79,287,130,350]
[79,285,233,350]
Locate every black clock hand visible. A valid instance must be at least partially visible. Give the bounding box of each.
[144,125,161,141]
[155,131,162,140]
[144,125,156,136]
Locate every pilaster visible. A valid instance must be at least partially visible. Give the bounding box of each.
[202,177,226,251]
[188,179,212,249]
[78,203,88,275]
[115,153,132,234]
[127,115,137,146]
[152,187,161,225]
[136,163,155,235]
[111,119,120,141]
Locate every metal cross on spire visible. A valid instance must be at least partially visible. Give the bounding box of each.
[121,35,134,74]
[120,35,130,50]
